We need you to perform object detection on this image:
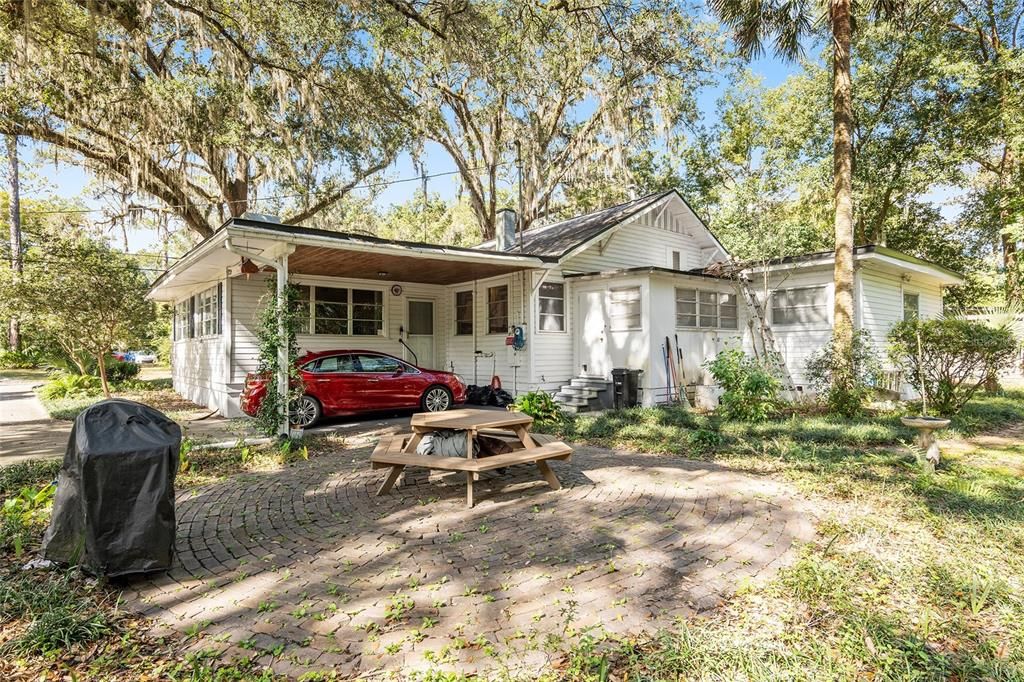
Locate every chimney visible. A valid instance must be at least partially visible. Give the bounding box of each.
[495,208,518,251]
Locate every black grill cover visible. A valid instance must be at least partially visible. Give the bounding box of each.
[41,399,181,577]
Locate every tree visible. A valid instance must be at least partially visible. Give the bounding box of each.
[5,133,19,351]
[927,0,1024,303]
[372,0,722,239]
[0,1,404,238]
[0,233,154,396]
[710,0,901,409]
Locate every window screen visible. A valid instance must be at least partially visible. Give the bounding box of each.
[351,289,384,336]
[772,286,829,325]
[314,286,348,335]
[609,287,641,331]
[538,282,565,332]
[408,301,433,335]
[903,292,920,322]
[675,288,697,327]
[698,291,718,328]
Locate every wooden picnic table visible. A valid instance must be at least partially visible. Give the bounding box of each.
[404,408,537,457]
[371,408,572,507]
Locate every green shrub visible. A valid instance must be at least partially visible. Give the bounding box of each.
[38,373,102,400]
[888,318,1018,416]
[0,349,42,369]
[705,348,782,422]
[511,390,564,422]
[104,357,140,383]
[805,329,882,417]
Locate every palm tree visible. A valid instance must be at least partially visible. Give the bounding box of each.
[710,0,859,400]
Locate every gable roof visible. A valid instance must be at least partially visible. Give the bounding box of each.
[477,189,725,261]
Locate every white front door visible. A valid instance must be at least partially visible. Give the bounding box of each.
[577,290,609,378]
[406,300,435,369]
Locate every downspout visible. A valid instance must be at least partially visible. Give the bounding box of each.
[225,238,295,436]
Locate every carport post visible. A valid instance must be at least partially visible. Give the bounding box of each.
[276,252,290,437]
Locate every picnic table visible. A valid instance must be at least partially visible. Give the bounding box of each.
[371,408,572,507]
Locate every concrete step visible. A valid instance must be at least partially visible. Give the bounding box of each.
[570,378,611,390]
[559,385,600,398]
[554,392,592,407]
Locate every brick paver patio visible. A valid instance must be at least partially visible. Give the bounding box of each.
[123,445,814,678]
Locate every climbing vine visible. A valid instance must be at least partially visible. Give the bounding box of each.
[253,280,305,437]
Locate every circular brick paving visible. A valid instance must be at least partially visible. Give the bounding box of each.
[125,446,814,677]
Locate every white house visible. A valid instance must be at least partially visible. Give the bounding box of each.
[147,190,963,416]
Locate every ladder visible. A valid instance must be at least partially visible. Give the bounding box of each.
[732,278,797,393]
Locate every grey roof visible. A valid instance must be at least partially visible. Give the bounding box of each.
[481,190,675,259]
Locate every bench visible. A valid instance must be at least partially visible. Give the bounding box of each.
[371,433,572,507]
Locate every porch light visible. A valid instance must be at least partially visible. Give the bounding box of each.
[377,271,390,278]
[240,258,260,278]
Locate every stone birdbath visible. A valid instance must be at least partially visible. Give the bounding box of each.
[901,415,950,474]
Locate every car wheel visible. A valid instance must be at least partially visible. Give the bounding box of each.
[290,395,322,427]
[421,385,453,412]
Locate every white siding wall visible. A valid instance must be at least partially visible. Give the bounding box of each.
[760,268,835,389]
[529,271,574,393]
[444,272,531,391]
[648,274,748,405]
[171,277,234,416]
[563,211,723,274]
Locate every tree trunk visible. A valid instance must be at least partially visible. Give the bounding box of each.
[6,134,21,352]
[831,0,856,395]
[96,352,111,398]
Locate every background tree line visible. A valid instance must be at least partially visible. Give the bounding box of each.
[1,0,1022,315]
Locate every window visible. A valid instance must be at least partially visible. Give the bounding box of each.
[356,354,401,373]
[698,291,717,328]
[197,285,221,337]
[173,300,191,340]
[487,285,508,334]
[314,286,348,335]
[719,293,738,329]
[294,285,384,336]
[676,288,697,327]
[903,292,920,321]
[455,290,473,335]
[609,286,642,331]
[538,282,565,332]
[671,250,681,270]
[310,354,356,373]
[352,289,384,336]
[772,286,829,325]
[676,288,738,329]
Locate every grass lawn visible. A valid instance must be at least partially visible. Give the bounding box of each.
[1,393,1022,679]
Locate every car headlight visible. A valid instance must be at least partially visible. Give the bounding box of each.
[453,374,466,386]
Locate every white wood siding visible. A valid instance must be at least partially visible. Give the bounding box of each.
[444,272,531,391]
[761,268,835,388]
[170,277,235,416]
[563,209,723,274]
[529,271,574,393]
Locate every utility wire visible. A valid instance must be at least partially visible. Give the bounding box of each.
[17,163,512,217]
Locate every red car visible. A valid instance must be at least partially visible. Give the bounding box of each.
[240,350,467,427]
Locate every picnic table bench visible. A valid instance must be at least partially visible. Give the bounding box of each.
[370,409,572,507]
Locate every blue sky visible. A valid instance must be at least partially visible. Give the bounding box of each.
[21,52,801,253]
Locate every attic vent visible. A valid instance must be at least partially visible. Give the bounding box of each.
[240,212,282,223]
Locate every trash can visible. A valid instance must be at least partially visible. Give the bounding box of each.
[41,399,182,577]
[611,368,643,409]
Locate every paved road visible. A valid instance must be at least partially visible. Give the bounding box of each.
[0,379,70,465]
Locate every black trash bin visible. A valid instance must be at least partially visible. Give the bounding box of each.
[41,399,181,577]
[611,368,643,409]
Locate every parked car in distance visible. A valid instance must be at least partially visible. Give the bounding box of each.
[240,350,468,427]
[132,350,158,363]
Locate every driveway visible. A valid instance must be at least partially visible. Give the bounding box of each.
[0,378,70,465]
[124,445,815,678]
